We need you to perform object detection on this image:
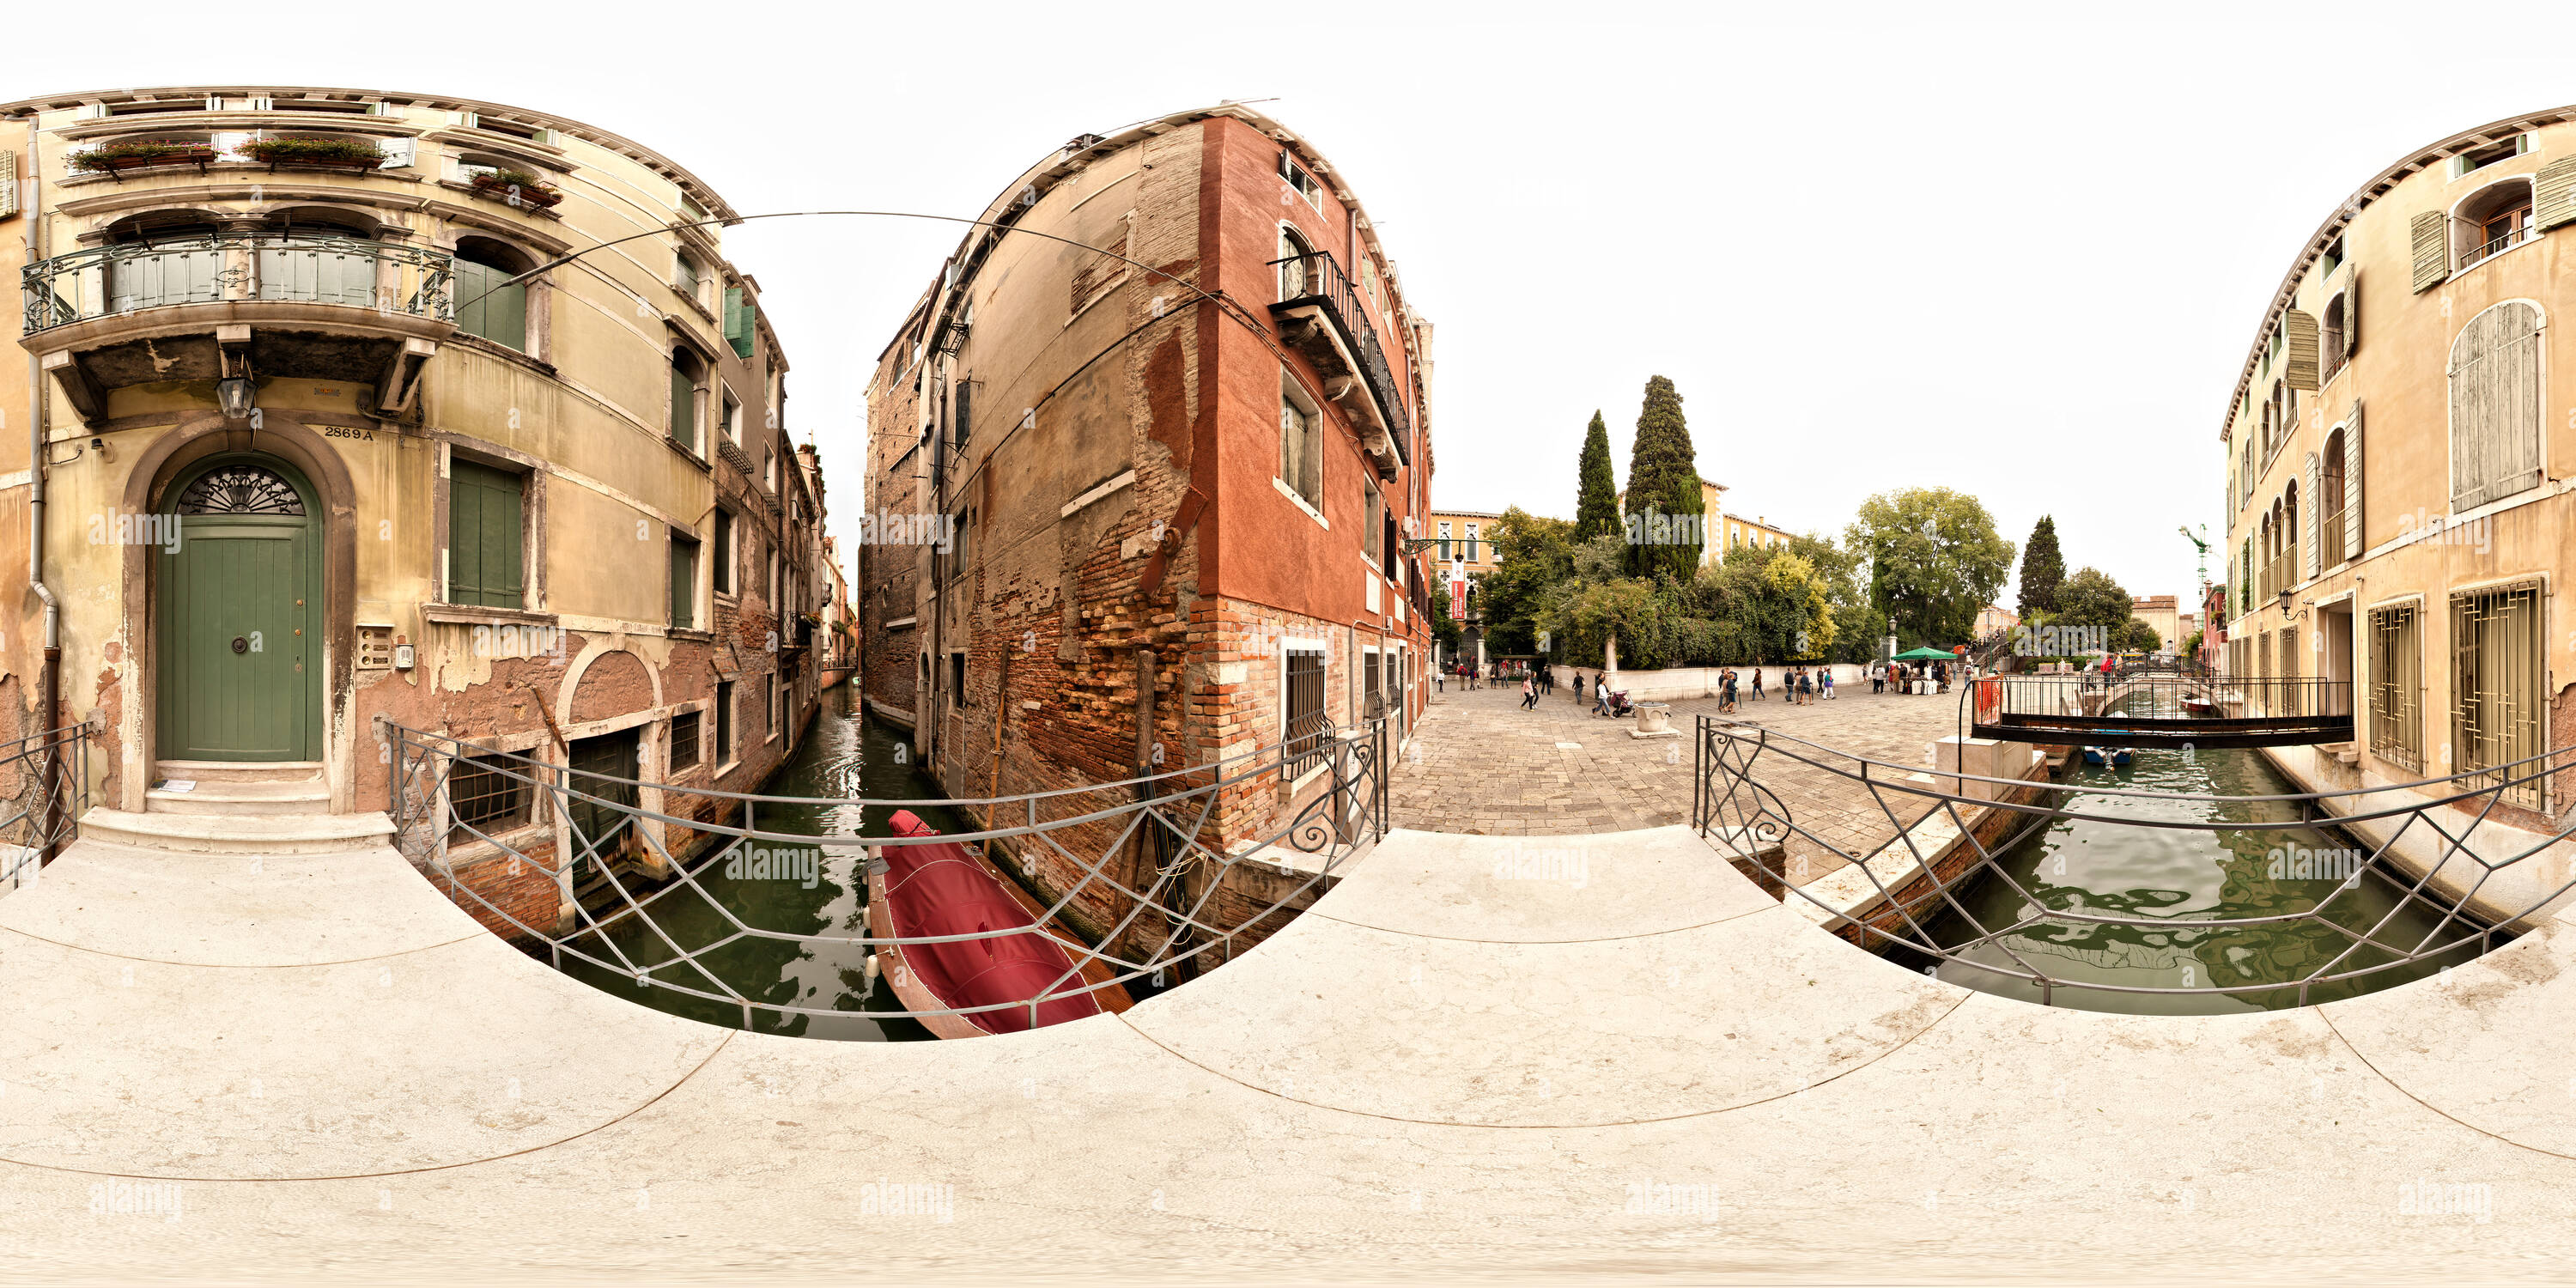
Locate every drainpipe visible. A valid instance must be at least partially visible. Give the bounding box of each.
[21,124,64,860]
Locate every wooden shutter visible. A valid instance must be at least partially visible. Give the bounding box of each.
[2343,402,2364,562]
[669,361,696,449]
[0,149,17,220]
[2451,302,2545,510]
[2282,309,2320,391]
[723,286,754,358]
[2342,267,2359,360]
[2537,157,2576,231]
[2318,448,2339,580]
[454,259,526,352]
[669,535,695,629]
[448,461,525,608]
[2410,210,2450,293]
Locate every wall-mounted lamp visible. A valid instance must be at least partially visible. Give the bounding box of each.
[2277,588,2295,621]
[215,376,255,421]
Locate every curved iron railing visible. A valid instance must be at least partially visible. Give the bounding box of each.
[0,720,93,892]
[22,234,455,334]
[1693,713,2574,1009]
[380,714,1386,1036]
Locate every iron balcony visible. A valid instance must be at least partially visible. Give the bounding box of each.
[1267,250,1411,476]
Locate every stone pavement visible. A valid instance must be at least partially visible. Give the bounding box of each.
[1393,677,1972,880]
[12,818,2576,1282]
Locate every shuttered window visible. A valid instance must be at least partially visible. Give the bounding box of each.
[2410,210,2451,293]
[713,509,734,594]
[447,460,525,608]
[453,257,526,351]
[2538,156,2576,231]
[2448,301,2544,512]
[669,532,698,629]
[715,680,735,763]
[670,358,698,451]
[2282,308,2320,391]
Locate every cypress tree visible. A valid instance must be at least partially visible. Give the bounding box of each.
[2018,515,2064,616]
[1574,410,1620,541]
[1622,376,1704,578]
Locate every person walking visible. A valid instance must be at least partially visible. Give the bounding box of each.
[1822,666,1836,700]
[1720,667,1739,714]
[1540,665,1553,696]
[1435,666,1445,695]
[1870,663,1885,696]
[1593,677,1613,717]
[1751,668,1765,702]
[1521,676,1538,710]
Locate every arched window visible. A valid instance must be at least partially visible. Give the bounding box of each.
[670,343,708,453]
[2320,428,2348,563]
[103,214,225,312]
[1278,225,1315,301]
[2449,301,2544,510]
[2456,179,2535,270]
[453,236,534,351]
[257,210,378,307]
[2282,480,2299,587]
[2322,294,2348,381]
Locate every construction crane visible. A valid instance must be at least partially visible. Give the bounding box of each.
[2178,525,2210,594]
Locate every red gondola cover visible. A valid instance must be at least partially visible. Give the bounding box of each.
[878,810,1103,1034]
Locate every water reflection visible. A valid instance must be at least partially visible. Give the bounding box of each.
[1901,711,2500,1014]
[558,683,965,1041]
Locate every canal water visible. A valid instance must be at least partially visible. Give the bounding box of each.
[557,683,963,1041]
[1893,702,2502,1015]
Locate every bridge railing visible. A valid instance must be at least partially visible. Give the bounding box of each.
[377,714,1386,1036]
[1966,671,2353,747]
[0,720,92,894]
[1692,713,2575,1008]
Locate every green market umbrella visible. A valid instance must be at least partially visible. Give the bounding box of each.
[1891,647,1958,661]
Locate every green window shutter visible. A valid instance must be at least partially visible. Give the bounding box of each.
[2344,401,2364,562]
[2409,210,2450,293]
[2536,157,2576,231]
[670,361,696,450]
[454,259,526,352]
[448,461,525,608]
[2281,308,2319,391]
[723,286,754,358]
[669,534,696,629]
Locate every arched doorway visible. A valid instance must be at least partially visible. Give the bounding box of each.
[156,454,321,762]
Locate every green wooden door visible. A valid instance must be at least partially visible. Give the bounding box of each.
[157,458,318,762]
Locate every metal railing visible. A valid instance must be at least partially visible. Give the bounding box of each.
[2458,224,2533,270]
[1967,670,2352,748]
[1267,249,1412,467]
[22,234,456,334]
[1692,714,2571,1009]
[0,721,93,893]
[381,714,1388,1035]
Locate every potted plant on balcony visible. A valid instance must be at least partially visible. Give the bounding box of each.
[70,141,219,175]
[467,168,565,210]
[239,137,386,172]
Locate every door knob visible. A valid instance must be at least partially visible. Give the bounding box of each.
[231,637,247,654]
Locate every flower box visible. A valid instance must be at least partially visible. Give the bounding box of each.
[468,170,565,210]
[70,143,218,174]
[239,137,386,171]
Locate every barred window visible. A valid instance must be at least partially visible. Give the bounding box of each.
[2369,604,2421,771]
[670,711,702,772]
[1284,647,1327,779]
[2451,582,2546,810]
[448,754,530,843]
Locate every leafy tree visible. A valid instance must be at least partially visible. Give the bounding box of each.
[1475,507,1576,657]
[1788,532,1882,663]
[1429,580,1461,653]
[2017,515,2064,615]
[1621,377,1704,578]
[1573,411,1621,542]
[2115,617,2164,654]
[1846,488,2015,650]
[2053,566,2133,635]
[1536,535,1662,666]
[2181,629,2202,659]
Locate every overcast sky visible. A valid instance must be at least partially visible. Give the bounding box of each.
[40,1,2576,605]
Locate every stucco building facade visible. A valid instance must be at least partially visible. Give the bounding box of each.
[1,86,823,938]
[2221,102,2576,838]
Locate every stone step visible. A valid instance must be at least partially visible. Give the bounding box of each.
[78,807,395,855]
[154,759,326,785]
[146,780,334,816]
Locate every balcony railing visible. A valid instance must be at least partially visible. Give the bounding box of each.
[22,234,455,336]
[2458,223,2534,270]
[1267,250,1412,470]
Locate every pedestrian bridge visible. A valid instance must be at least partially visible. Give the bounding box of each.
[3,811,2573,1280]
[1971,668,2355,749]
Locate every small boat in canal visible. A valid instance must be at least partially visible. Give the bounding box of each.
[2081,746,2134,767]
[2181,696,2221,717]
[865,809,1131,1039]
